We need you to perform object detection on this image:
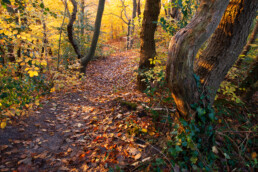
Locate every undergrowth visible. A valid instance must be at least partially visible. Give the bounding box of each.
[136,51,257,171]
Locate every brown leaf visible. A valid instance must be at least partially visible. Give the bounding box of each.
[134,153,141,160]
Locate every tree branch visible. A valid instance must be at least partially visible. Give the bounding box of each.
[67,0,82,59]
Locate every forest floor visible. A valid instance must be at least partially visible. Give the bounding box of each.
[1,42,257,172]
[0,45,161,171]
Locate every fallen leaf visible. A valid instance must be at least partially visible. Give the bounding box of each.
[135,153,141,160]
[251,152,257,159]
[1,122,6,129]
[141,128,147,133]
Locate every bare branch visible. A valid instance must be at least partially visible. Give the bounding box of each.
[105,12,128,24]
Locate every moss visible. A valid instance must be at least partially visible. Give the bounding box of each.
[114,97,137,111]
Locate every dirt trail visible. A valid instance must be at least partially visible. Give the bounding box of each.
[0,50,154,171]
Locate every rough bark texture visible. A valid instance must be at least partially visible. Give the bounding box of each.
[164,0,180,20]
[137,0,141,17]
[166,0,229,116]
[137,0,161,91]
[129,0,137,49]
[67,0,82,59]
[58,0,68,70]
[0,46,5,65]
[41,0,48,58]
[194,0,258,104]
[126,19,132,49]
[236,20,258,66]
[80,0,105,73]
[80,0,85,36]
[170,0,180,20]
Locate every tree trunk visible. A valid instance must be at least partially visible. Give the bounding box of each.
[57,0,68,70]
[137,0,141,18]
[128,0,137,49]
[126,19,131,49]
[67,0,82,59]
[0,46,5,65]
[166,0,229,116]
[235,20,258,67]
[170,0,180,20]
[194,0,258,105]
[7,45,15,62]
[80,0,105,73]
[137,0,161,91]
[80,0,85,36]
[41,0,48,58]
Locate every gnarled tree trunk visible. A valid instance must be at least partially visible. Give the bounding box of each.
[194,0,258,104]
[80,0,105,73]
[166,0,229,116]
[137,0,161,91]
[67,0,82,59]
[166,0,258,117]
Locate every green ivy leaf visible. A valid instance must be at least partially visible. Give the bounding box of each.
[209,112,215,121]
[40,3,44,8]
[190,156,198,164]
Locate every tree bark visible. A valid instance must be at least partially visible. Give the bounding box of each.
[80,0,105,73]
[170,0,180,20]
[137,0,141,18]
[194,0,258,105]
[0,46,5,65]
[126,19,132,49]
[235,20,258,67]
[80,0,85,36]
[57,0,68,70]
[127,0,137,49]
[137,0,161,91]
[41,0,48,58]
[67,0,82,59]
[166,0,229,116]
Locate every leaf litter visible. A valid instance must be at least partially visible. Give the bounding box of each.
[0,48,157,171]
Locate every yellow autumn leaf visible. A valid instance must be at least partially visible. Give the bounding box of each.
[251,152,257,159]
[35,100,40,106]
[32,71,39,77]
[41,60,47,66]
[1,122,7,129]
[0,103,2,107]
[13,30,18,34]
[35,60,41,65]
[20,62,26,66]
[50,87,55,93]
[25,58,31,62]
[149,131,155,136]
[16,59,23,63]
[142,128,147,133]
[28,70,38,77]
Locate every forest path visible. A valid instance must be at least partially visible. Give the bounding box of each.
[0,48,154,171]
